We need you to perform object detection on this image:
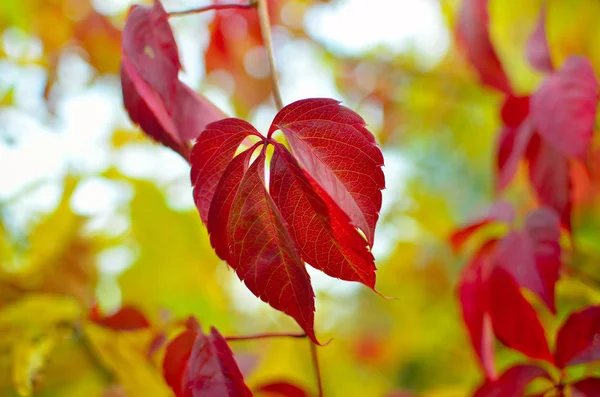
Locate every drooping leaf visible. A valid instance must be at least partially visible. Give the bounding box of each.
[122,1,180,108]
[526,134,572,230]
[456,0,512,93]
[487,267,552,362]
[530,56,599,161]
[526,5,554,72]
[570,378,600,397]
[89,305,151,331]
[457,241,497,378]
[492,208,561,312]
[256,381,310,397]
[121,0,225,158]
[226,151,316,342]
[554,306,600,368]
[269,143,376,288]
[270,98,385,245]
[450,201,514,251]
[162,324,253,397]
[473,364,550,397]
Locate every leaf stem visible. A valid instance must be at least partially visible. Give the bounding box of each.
[224,332,307,341]
[310,341,324,397]
[167,1,257,17]
[256,0,284,110]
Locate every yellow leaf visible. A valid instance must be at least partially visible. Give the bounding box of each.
[11,332,60,396]
[83,324,173,397]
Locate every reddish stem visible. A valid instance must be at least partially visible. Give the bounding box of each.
[224,332,306,342]
[310,341,324,397]
[168,1,256,17]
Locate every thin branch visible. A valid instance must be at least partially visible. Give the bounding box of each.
[310,341,324,397]
[168,1,256,17]
[225,332,306,342]
[256,0,284,110]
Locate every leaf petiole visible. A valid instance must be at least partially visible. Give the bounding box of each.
[167,1,257,17]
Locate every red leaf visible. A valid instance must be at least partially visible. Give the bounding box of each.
[256,381,309,397]
[450,201,515,251]
[554,306,600,368]
[121,1,225,157]
[492,208,561,312]
[90,305,150,331]
[270,98,385,245]
[496,96,534,191]
[487,267,552,362]
[526,134,572,229]
[456,0,512,93]
[496,120,535,191]
[206,146,257,261]
[226,150,317,342]
[530,56,599,161]
[122,1,180,108]
[458,241,497,378]
[188,327,253,397]
[473,364,550,397]
[163,326,253,397]
[526,5,554,72]
[191,118,262,223]
[270,143,376,288]
[571,378,600,397]
[163,330,197,397]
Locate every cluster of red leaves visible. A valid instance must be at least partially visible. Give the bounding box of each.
[91,307,309,396]
[120,0,384,344]
[456,0,600,395]
[190,99,384,343]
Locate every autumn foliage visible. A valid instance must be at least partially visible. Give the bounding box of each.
[3,0,600,396]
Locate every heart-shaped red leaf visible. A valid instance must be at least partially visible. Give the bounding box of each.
[570,378,600,397]
[492,208,561,312]
[121,1,225,158]
[473,364,550,397]
[526,134,572,230]
[526,5,554,72]
[554,306,600,368]
[530,56,599,161]
[456,0,512,93]
[487,267,552,362]
[270,143,376,288]
[163,325,253,397]
[270,98,384,246]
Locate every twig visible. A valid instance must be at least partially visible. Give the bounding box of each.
[310,340,324,397]
[168,1,257,17]
[225,332,306,341]
[256,0,284,110]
